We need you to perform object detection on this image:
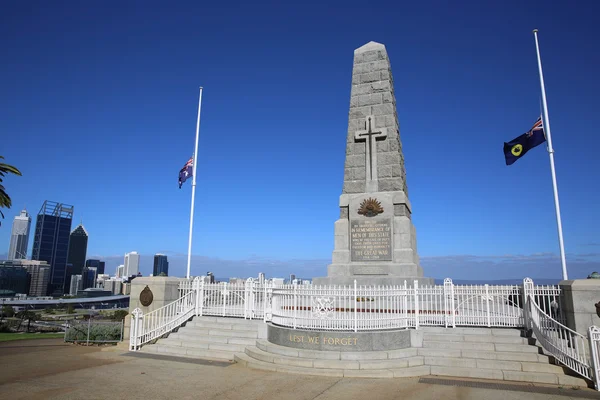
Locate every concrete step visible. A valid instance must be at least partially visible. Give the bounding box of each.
[141,343,237,361]
[245,346,424,370]
[429,365,589,387]
[423,333,528,344]
[170,326,258,338]
[187,320,261,331]
[424,356,569,374]
[423,340,540,353]
[192,316,263,324]
[169,331,256,346]
[160,338,248,353]
[421,327,523,336]
[254,339,418,361]
[234,353,432,378]
[416,348,549,362]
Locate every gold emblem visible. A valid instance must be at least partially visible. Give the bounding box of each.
[357,197,384,217]
[140,285,154,307]
[511,144,523,156]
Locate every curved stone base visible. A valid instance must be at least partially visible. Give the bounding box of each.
[267,323,414,352]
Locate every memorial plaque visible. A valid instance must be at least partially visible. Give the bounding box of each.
[350,219,392,261]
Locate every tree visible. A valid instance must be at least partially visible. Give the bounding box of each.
[0,156,22,226]
[16,310,38,332]
[67,305,75,314]
[1,305,15,322]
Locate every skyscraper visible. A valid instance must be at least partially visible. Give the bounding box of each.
[69,274,83,295]
[116,265,125,278]
[8,209,31,260]
[81,266,97,289]
[124,252,140,277]
[31,201,74,296]
[66,223,88,293]
[98,261,105,275]
[153,254,169,276]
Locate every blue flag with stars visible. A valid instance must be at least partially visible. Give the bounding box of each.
[503,117,547,165]
[178,157,193,188]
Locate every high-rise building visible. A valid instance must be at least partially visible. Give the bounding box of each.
[31,201,74,296]
[69,274,83,295]
[81,266,97,290]
[258,272,265,285]
[98,261,105,275]
[116,265,124,278]
[124,252,140,277]
[66,223,88,294]
[153,254,169,277]
[0,260,51,297]
[8,209,31,260]
[103,278,123,295]
[0,264,29,295]
[289,274,296,284]
[85,259,100,272]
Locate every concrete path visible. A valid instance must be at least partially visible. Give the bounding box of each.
[0,339,598,400]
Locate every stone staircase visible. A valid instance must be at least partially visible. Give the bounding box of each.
[137,318,591,388]
[235,326,591,387]
[418,327,589,387]
[139,316,261,361]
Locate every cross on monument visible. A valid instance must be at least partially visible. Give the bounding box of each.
[354,115,387,192]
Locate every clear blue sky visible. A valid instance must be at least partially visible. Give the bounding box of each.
[1,0,598,281]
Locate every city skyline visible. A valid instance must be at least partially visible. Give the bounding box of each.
[1,2,599,282]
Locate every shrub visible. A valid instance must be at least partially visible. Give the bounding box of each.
[1,305,15,318]
[65,323,122,342]
[111,310,129,321]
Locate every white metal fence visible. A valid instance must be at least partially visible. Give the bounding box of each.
[269,278,561,332]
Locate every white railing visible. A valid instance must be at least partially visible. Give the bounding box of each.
[267,278,564,332]
[129,277,566,347]
[129,278,199,351]
[523,278,596,387]
[588,326,600,390]
[200,279,266,319]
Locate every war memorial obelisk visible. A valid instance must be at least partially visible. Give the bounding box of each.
[313,42,433,286]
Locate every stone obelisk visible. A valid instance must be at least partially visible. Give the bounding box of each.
[313,41,433,286]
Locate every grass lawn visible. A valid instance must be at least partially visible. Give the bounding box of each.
[0,333,65,342]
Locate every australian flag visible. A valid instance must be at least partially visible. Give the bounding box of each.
[178,157,193,188]
[503,116,547,165]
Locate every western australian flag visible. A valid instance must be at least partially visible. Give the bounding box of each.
[178,157,193,188]
[503,117,547,165]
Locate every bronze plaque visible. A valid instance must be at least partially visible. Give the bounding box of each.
[350,219,392,261]
[140,285,154,307]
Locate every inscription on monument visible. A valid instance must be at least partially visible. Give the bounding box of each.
[350,219,392,261]
[289,334,358,346]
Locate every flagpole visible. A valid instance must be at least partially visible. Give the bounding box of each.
[186,87,203,279]
[533,29,568,281]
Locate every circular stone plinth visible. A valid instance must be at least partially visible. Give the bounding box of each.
[267,323,410,352]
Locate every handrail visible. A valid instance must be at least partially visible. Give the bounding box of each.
[526,292,592,380]
[129,281,197,351]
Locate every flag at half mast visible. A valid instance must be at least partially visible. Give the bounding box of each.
[503,116,547,165]
[178,157,193,188]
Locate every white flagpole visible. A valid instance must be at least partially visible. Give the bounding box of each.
[533,30,568,280]
[186,87,203,279]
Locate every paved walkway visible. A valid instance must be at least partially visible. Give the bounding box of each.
[1,339,599,400]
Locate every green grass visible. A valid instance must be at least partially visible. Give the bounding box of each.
[0,332,65,342]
